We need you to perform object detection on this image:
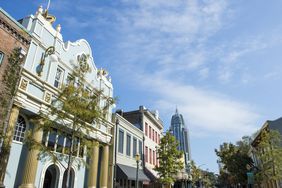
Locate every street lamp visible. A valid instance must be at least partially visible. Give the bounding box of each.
[135,153,140,188]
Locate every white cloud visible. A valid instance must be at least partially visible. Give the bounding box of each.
[139,74,260,139]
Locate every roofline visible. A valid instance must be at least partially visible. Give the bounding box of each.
[0,7,31,36]
[123,109,163,129]
[115,113,144,135]
[251,121,269,146]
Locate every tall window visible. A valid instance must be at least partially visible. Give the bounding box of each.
[0,51,4,65]
[66,74,74,85]
[145,123,148,136]
[13,115,26,142]
[133,137,137,157]
[153,150,155,165]
[118,129,124,153]
[56,134,64,153]
[145,146,148,162]
[139,140,142,160]
[155,132,157,143]
[47,129,57,150]
[149,126,151,139]
[126,134,131,156]
[152,129,155,141]
[149,149,152,164]
[54,67,63,88]
[158,134,160,144]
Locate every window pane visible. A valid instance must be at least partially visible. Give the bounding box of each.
[47,130,56,150]
[56,134,64,153]
[118,129,124,153]
[145,146,148,162]
[64,136,71,154]
[126,134,131,156]
[73,137,79,157]
[149,149,152,164]
[0,52,4,65]
[139,140,142,160]
[54,67,63,88]
[79,143,84,158]
[133,138,137,157]
[13,115,27,143]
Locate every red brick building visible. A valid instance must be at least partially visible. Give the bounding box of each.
[0,8,31,133]
[0,8,31,187]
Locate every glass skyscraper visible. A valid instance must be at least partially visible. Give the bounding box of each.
[170,108,191,171]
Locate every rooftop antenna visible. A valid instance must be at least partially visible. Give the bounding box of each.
[176,105,178,114]
[43,0,56,24]
[47,0,51,10]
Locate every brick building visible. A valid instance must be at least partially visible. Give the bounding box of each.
[0,8,31,133]
[0,8,31,187]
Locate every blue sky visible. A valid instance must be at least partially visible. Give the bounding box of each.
[2,0,282,173]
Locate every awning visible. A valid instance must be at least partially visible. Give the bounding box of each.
[117,164,150,182]
[144,167,158,182]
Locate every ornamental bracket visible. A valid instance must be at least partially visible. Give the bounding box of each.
[36,46,55,76]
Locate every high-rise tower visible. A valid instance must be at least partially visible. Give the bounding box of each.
[170,108,191,171]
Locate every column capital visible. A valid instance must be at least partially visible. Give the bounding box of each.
[13,101,22,109]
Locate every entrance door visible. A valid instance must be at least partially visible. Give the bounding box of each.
[43,165,59,188]
[62,168,75,188]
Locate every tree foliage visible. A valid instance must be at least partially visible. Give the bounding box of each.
[154,132,184,186]
[215,136,253,186]
[253,129,282,182]
[0,48,24,184]
[25,55,114,187]
[202,170,218,188]
[190,160,201,187]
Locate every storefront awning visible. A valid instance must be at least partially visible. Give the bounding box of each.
[117,164,150,182]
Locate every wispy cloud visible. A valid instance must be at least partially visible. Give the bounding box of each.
[47,0,282,139]
[138,74,259,139]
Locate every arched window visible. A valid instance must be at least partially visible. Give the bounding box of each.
[13,115,27,142]
[0,51,4,65]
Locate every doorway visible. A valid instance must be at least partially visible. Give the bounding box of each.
[43,164,60,188]
[62,168,75,188]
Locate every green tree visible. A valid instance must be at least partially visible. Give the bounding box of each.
[202,170,217,188]
[0,48,25,187]
[190,160,201,187]
[154,132,184,187]
[26,55,114,188]
[254,129,282,183]
[215,138,253,186]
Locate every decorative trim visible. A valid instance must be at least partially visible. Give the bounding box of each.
[44,92,52,103]
[0,17,30,45]
[19,78,28,91]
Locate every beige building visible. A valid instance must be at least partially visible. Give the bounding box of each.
[113,112,150,188]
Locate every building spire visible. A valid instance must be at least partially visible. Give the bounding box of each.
[175,106,178,114]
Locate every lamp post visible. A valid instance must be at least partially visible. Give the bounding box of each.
[135,153,140,188]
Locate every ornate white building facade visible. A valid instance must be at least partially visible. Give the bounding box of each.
[4,6,114,188]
